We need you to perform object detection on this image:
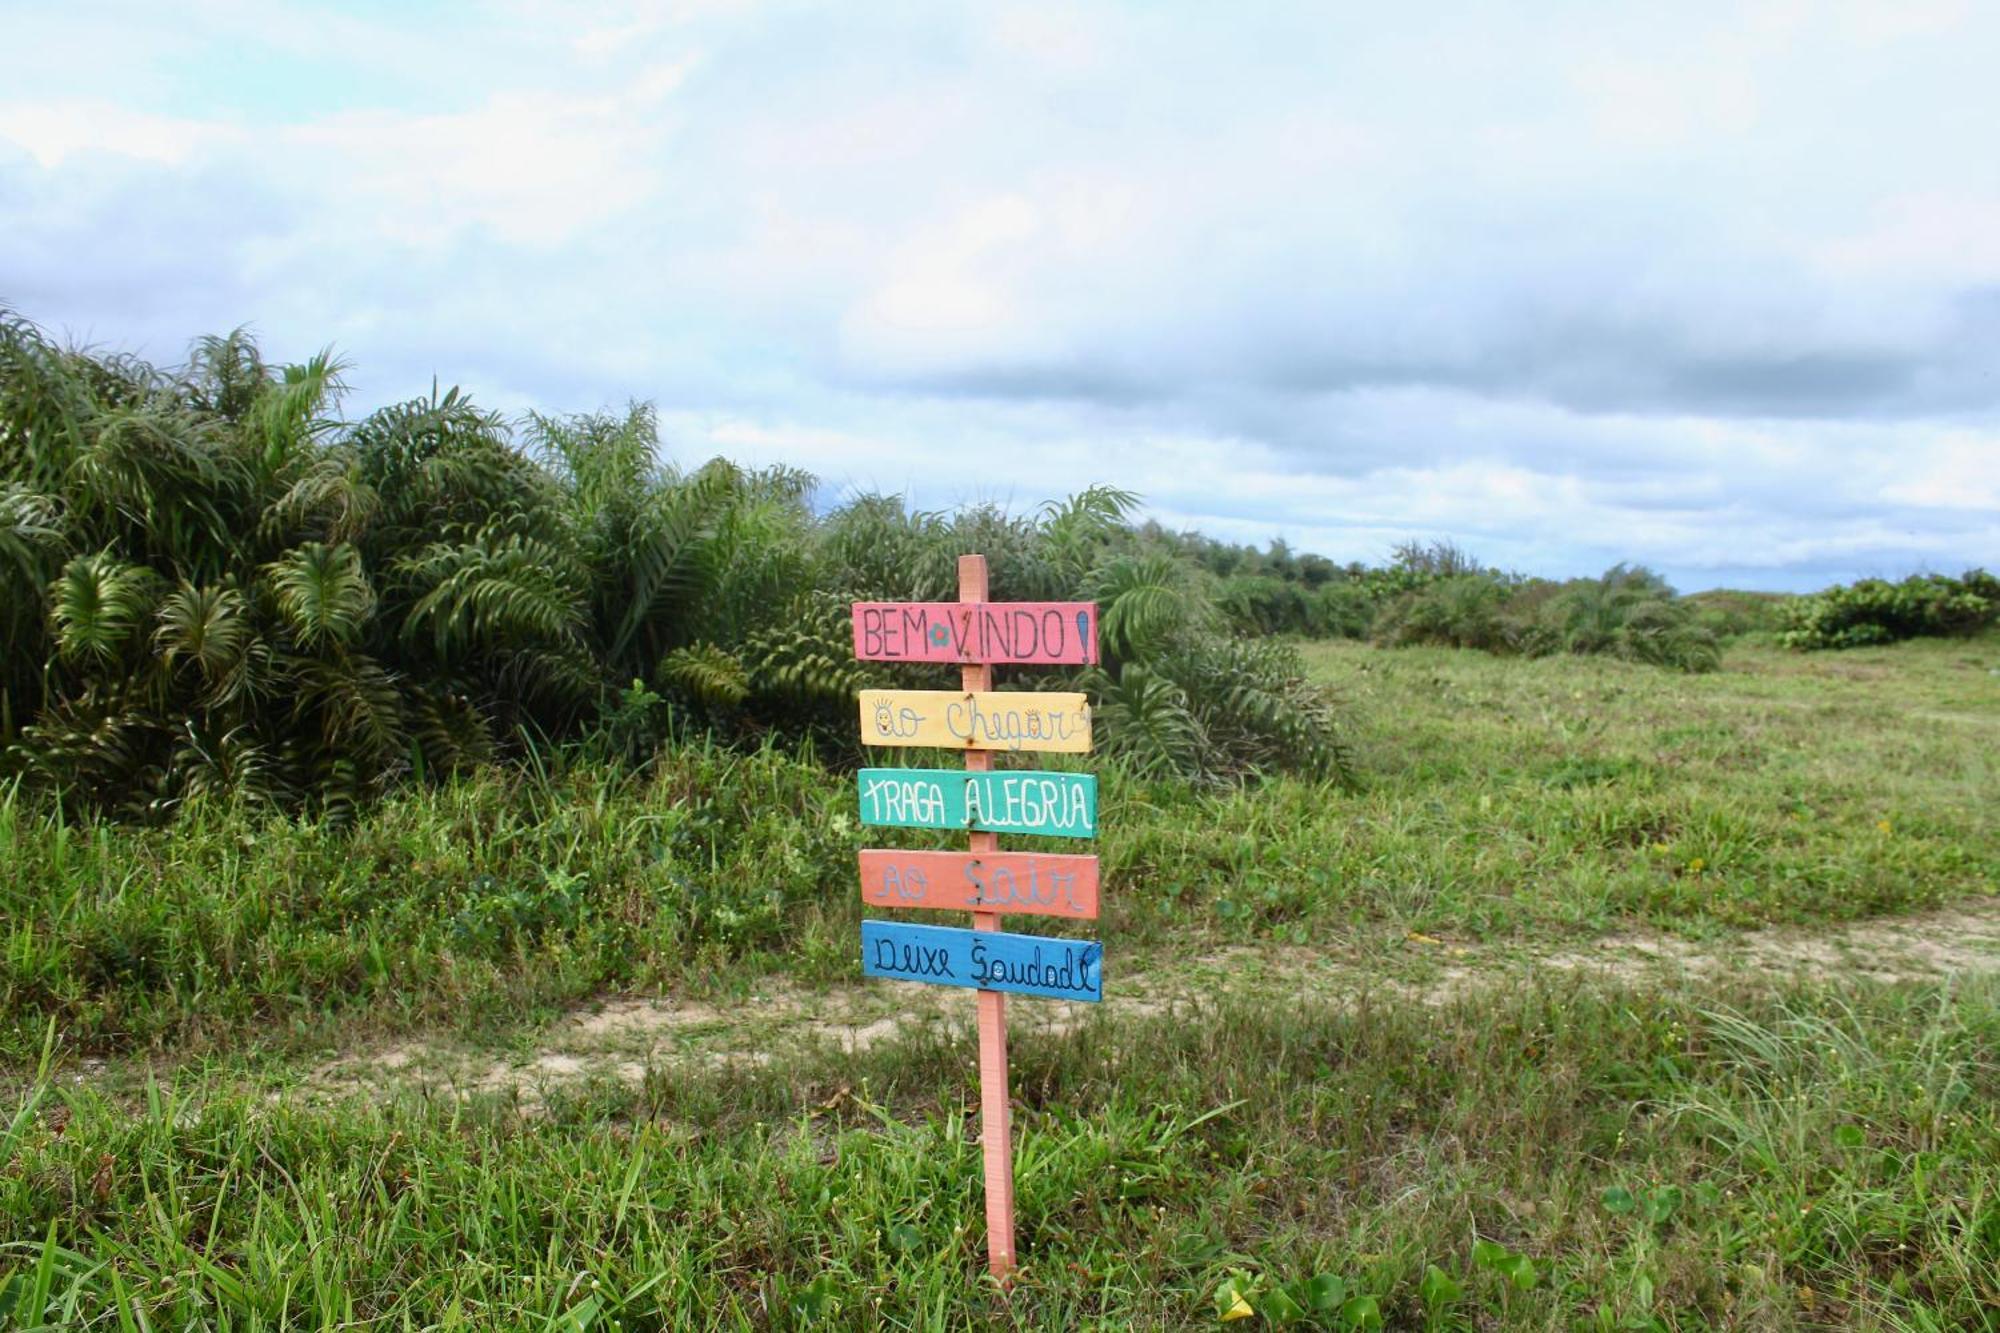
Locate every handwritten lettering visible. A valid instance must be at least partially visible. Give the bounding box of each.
[851,602,1098,665]
[943,696,1082,751]
[858,850,1098,919]
[969,939,1099,997]
[871,934,956,978]
[860,921,1102,1002]
[858,768,1097,837]
[962,856,1086,912]
[868,700,928,741]
[860,773,948,825]
[857,691,1091,754]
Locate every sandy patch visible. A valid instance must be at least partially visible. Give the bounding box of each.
[301,897,2000,1108]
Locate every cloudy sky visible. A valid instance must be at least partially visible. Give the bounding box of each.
[4,1,1997,590]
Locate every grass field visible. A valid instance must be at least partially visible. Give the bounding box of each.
[4,634,1997,1328]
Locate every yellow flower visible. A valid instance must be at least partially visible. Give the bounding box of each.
[1876,819,1892,834]
[1689,857,1705,873]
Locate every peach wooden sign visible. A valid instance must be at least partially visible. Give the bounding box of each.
[858,849,1100,919]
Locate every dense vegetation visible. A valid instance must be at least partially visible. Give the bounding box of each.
[1370,564,1724,672]
[4,634,1997,1327]
[6,634,1993,1068]
[1180,537,1732,672]
[1779,569,2000,650]
[0,311,1346,816]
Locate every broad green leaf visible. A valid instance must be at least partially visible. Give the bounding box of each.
[1261,1286,1305,1325]
[1419,1264,1463,1307]
[1304,1274,1347,1311]
[1339,1294,1383,1329]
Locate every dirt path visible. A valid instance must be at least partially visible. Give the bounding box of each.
[302,896,2000,1107]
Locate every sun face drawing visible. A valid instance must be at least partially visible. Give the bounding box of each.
[873,703,895,734]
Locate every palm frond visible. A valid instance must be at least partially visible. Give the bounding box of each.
[1086,664,1204,779]
[0,484,65,589]
[264,542,375,650]
[661,643,752,710]
[1095,551,1208,658]
[51,552,159,667]
[154,582,256,701]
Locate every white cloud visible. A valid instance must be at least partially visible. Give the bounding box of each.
[2,0,1998,590]
[0,100,236,167]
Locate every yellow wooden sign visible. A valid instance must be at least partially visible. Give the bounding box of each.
[857,689,1092,754]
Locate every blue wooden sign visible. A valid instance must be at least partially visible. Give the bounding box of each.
[861,919,1102,1003]
[857,767,1097,838]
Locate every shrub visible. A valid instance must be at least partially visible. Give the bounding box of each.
[1371,574,1515,652]
[1,309,1354,809]
[1684,589,1790,639]
[1779,571,1999,650]
[1518,565,1721,672]
[1372,565,1720,672]
[1305,579,1385,638]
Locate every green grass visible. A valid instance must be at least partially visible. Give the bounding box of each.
[6,977,1997,1328]
[3,633,1999,1327]
[5,635,1993,1064]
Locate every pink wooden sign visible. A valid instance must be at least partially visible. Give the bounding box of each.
[852,601,1098,665]
[858,849,1100,919]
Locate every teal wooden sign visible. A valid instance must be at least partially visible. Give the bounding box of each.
[857,767,1097,838]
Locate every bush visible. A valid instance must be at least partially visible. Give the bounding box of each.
[1779,571,1999,650]
[1304,579,1385,638]
[1372,573,1515,652]
[1684,589,1790,639]
[1519,565,1721,672]
[1372,565,1720,672]
[0,309,1354,808]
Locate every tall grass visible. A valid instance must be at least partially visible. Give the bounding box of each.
[4,979,1996,1328]
[6,634,1994,1065]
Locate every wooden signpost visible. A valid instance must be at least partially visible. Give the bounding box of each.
[852,556,1101,1281]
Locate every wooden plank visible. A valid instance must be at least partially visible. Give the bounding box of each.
[861,919,1102,1003]
[857,690,1091,753]
[852,601,1098,665]
[957,555,1017,1282]
[859,849,1099,919]
[856,767,1097,838]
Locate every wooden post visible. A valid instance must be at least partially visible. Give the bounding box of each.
[959,553,1017,1280]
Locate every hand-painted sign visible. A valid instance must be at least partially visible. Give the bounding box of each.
[851,558,1103,1280]
[862,919,1102,1003]
[858,689,1091,753]
[859,849,1100,919]
[857,767,1097,838]
[853,601,1098,665]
